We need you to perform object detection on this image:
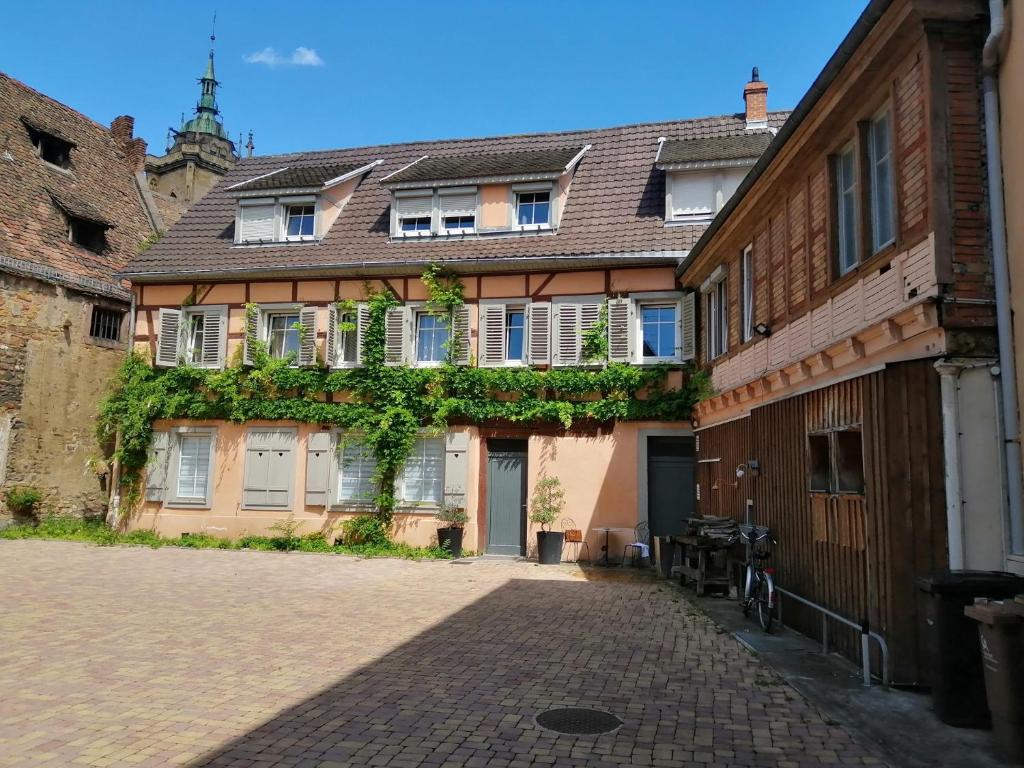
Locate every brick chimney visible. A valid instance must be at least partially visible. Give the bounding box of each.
[743,67,769,130]
[110,115,148,173]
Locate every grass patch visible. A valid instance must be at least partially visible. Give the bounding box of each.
[0,516,455,560]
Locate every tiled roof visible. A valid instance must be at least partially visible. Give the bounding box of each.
[381,147,584,185]
[125,111,789,280]
[227,162,367,193]
[0,72,154,295]
[657,133,773,166]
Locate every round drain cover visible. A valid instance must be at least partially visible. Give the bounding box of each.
[535,707,622,735]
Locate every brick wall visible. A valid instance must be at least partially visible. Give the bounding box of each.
[0,273,127,519]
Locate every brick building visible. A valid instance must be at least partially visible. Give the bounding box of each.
[0,73,156,519]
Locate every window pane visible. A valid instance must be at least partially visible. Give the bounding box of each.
[269,314,300,359]
[338,312,358,362]
[416,314,449,362]
[337,438,377,502]
[808,434,831,492]
[836,430,865,494]
[401,217,431,231]
[532,201,550,225]
[402,438,444,503]
[870,116,893,251]
[187,314,204,364]
[506,311,525,360]
[177,435,210,500]
[641,305,676,358]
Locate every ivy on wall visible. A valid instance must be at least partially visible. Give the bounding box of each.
[99,267,711,523]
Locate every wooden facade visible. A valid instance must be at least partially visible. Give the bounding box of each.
[696,359,946,684]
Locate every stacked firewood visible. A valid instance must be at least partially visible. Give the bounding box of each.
[686,515,740,546]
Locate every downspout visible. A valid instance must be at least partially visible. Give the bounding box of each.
[936,361,966,569]
[982,0,1024,554]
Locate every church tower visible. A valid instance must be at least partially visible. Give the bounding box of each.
[145,28,241,225]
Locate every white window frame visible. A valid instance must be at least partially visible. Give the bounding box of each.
[868,110,895,254]
[282,201,317,242]
[331,431,379,508]
[411,306,450,367]
[165,427,217,509]
[513,183,554,230]
[235,195,319,244]
[181,306,228,368]
[478,298,531,368]
[740,244,754,343]
[255,303,304,362]
[630,291,684,365]
[701,266,728,361]
[397,434,446,507]
[503,305,528,364]
[438,187,478,235]
[334,307,360,368]
[835,143,859,276]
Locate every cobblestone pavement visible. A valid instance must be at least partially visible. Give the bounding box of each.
[0,541,887,767]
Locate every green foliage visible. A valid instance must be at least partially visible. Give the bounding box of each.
[434,501,469,528]
[0,515,452,560]
[529,475,565,531]
[97,267,703,538]
[581,304,609,363]
[4,486,42,517]
[340,513,390,546]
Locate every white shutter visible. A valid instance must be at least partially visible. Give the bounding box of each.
[479,304,506,367]
[325,304,338,368]
[298,306,318,367]
[144,431,170,501]
[305,432,331,507]
[355,303,370,365]
[680,292,696,361]
[394,195,432,217]
[201,309,226,369]
[607,298,633,363]
[443,431,469,509]
[670,172,715,218]
[244,429,295,508]
[451,305,471,365]
[384,306,408,366]
[553,303,581,367]
[242,307,262,366]
[239,204,275,242]
[527,302,551,366]
[439,192,476,217]
[155,308,181,367]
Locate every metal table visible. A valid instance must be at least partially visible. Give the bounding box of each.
[595,526,633,567]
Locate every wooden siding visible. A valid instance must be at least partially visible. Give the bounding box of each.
[695,359,946,684]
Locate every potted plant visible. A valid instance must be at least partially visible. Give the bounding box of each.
[530,475,565,564]
[435,502,469,557]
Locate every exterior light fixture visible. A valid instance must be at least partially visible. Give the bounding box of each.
[754,322,772,337]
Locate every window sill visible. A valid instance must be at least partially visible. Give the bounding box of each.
[388,227,555,243]
[163,501,212,510]
[232,239,322,247]
[665,217,714,227]
[635,357,681,366]
[86,336,124,350]
[241,504,295,512]
[330,362,364,370]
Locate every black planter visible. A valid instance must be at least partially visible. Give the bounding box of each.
[437,526,464,558]
[536,530,565,564]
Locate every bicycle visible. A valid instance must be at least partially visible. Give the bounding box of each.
[739,525,776,632]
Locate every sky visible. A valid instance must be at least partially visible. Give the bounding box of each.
[3,1,869,158]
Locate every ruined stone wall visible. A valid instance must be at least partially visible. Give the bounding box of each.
[0,272,127,519]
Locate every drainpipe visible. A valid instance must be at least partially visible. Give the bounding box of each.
[936,361,966,569]
[982,0,1024,555]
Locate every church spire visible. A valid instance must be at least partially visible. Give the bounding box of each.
[180,15,229,141]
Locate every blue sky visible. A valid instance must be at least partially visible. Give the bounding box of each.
[3,1,868,158]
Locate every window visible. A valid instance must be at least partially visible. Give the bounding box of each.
[155,307,227,369]
[835,145,858,275]
[184,313,205,364]
[337,437,377,503]
[267,313,301,359]
[395,194,433,234]
[415,313,449,363]
[336,311,358,365]
[705,277,728,360]
[176,433,212,502]
[443,214,475,230]
[89,307,122,342]
[285,204,315,240]
[516,190,550,226]
[506,309,525,362]
[640,304,677,360]
[28,127,72,169]
[868,112,894,252]
[401,216,432,232]
[400,437,444,504]
[807,429,864,495]
[439,191,477,233]
[667,167,747,223]
[741,245,754,343]
[68,217,106,253]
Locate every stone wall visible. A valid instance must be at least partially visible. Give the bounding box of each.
[0,272,127,520]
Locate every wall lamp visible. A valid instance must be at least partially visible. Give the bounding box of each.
[754,322,772,338]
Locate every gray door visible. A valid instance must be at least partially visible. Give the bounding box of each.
[486,439,527,556]
[648,436,695,537]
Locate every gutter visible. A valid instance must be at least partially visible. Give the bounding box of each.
[981,0,1024,555]
[675,0,894,278]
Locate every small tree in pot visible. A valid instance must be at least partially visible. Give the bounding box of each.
[530,475,565,564]
[435,501,469,558]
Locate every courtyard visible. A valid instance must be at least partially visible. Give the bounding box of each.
[0,541,885,767]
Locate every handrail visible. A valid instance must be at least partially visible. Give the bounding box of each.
[775,586,890,688]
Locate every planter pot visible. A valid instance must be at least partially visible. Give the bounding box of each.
[437,526,464,558]
[536,530,565,564]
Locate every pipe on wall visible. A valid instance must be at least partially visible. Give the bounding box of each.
[936,361,966,569]
[982,0,1024,555]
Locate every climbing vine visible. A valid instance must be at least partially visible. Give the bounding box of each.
[99,266,710,528]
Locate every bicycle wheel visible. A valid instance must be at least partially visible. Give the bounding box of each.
[756,577,774,632]
[741,566,753,616]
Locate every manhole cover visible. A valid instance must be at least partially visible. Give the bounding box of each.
[535,707,622,735]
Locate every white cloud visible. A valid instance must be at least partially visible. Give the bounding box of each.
[243,46,325,68]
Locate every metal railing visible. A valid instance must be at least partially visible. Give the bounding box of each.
[775,586,890,688]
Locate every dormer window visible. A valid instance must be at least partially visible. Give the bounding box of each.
[235,196,318,244]
[69,216,107,253]
[439,190,477,234]
[285,204,315,240]
[516,190,550,226]
[395,194,433,234]
[24,122,73,169]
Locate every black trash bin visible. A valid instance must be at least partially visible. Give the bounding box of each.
[917,571,1024,728]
